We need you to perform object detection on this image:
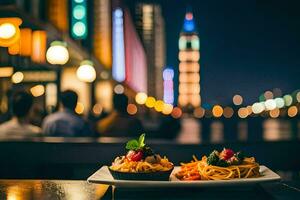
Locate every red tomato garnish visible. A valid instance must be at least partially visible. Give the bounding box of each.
[220,148,234,160]
[126,150,143,161]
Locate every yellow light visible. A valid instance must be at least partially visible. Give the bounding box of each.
[114,84,124,94]
[154,100,164,112]
[127,104,137,115]
[233,94,243,105]
[283,95,293,106]
[193,107,205,118]
[46,41,69,65]
[93,103,103,115]
[178,94,188,106]
[30,85,45,97]
[171,107,182,118]
[212,105,223,118]
[0,18,22,47]
[238,107,248,118]
[145,96,156,108]
[75,102,84,114]
[265,99,276,110]
[269,108,280,118]
[135,92,148,105]
[162,103,173,115]
[179,62,200,73]
[11,72,24,83]
[223,107,234,118]
[190,95,201,107]
[296,92,300,103]
[179,51,200,62]
[76,60,96,82]
[179,73,200,83]
[0,67,13,77]
[287,106,298,117]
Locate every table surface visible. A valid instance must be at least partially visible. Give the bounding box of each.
[0,179,300,200]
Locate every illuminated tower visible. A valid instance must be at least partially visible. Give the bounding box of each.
[178,11,201,109]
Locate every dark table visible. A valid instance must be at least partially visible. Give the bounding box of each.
[0,180,299,200]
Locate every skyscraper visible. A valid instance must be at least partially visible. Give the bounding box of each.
[178,11,201,109]
[135,3,166,100]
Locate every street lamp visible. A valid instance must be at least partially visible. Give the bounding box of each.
[76,60,96,82]
[46,41,69,65]
[0,17,22,47]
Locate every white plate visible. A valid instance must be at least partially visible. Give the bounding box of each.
[87,166,281,188]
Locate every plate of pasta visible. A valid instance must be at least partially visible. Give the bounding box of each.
[87,147,280,188]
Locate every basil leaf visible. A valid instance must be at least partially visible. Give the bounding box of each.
[126,140,139,150]
[138,133,146,148]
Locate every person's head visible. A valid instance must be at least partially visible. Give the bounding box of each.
[60,90,78,110]
[113,93,128,113]
[12,90,33,118]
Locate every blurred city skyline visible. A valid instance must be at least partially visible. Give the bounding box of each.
[128,0,300,105]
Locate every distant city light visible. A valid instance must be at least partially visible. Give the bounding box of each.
[274,98,285,108]
[297,92,300,103]
[114,84,124,94]
[238,107,248,118]
[145,96,156,108]
[283,95,293,106]
[269,108,280,118]
[171,107,182,118]
[127,104,137,115]
[135,92,148,105]
[30,85,45,97]
[71,0,87,39]
[0,18,22,47]
[154,100,164,112]
[93,104,103,115]
[0,67,13,77]
[264,91,274,100]
[287,106,298,117]
[162,103,173,115]
[212,105,223,118]
[46,41,69,65]
[163,68,174,104]
[76,60,96,82]
[193,107,205,118]
[112,8,126,82]
[233,94,243,106]
[0,23,16,39]
[75,102,84,114]
[223,107,234,118]
[11,71,24,84]
[183,12,195,32]
[264,99,276,110]
[252,102,265,114]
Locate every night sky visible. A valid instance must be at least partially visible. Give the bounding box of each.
[128,0,300,105]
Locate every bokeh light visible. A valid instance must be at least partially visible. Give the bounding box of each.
[212,105,223,118]
[296,92,300,103]
[135,92,148,105]
[30,85,45,97]
[145,96,156,108]
[77,60,96,82]
[264,99,276,110]
[264,91,273,100]
[275,98,285,108]
[127,104,137,115]
[193,107,205,118]
[162,103,173,115]
[283,95,293,106]
[154,100,164,112]
[11,72,24,84]
[287,106,298,117]
[238,107,248,118]
[171,107,182,118]
[46,41,69,65]
[75,102,84,114]
[93,104,103,115]
[269,108,280,118]
[114,84,124,94]
[223,107,234,118]
[252,102,265,114]
[233,94,243,105]
[0,23,16,39]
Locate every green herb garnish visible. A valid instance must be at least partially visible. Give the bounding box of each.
[126,133,146,151]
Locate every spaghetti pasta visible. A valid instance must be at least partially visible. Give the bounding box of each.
[176,150,260,181]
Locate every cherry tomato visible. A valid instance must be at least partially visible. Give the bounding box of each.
[126,150,143,161]
[220,148,234,160]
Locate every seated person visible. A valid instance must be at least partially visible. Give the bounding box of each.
[42,90,92,137]
[0,90,41,137]
[97,93,143,137]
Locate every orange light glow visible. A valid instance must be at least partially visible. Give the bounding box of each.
[193,107,205,118]
[0,18,22,47]
[185,12,193,20]
[212,105,223,118]
[233,94,243,106]
[287,106,298,117]
[171,107,182,118]
[47,0,69,32]
[31,30,47,63]
[269,108,280,118]
[238,107,248,118]
[223,107,234,118]
[179,62,200,73]
[127,104,137,115]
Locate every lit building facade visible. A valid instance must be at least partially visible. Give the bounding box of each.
[178,11,201,109]
[134,3,166,100]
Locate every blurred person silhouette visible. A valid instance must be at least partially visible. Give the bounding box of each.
[42,90,92,137]
[0,90,41,136]
[97,93,143,137]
